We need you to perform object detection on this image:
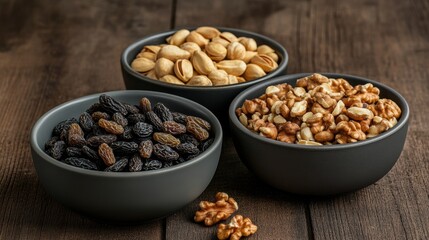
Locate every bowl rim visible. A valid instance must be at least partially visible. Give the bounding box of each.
[30,90,223,177]
[228,72,410,151]
[120,26,289,90]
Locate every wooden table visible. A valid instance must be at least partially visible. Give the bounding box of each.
[1,0,428,239]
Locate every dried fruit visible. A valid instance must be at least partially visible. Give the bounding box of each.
[98,143,116,166]
[66,147,82,157]
[133,122,153,138]
[143,159,163,171]
[146,111,164,131]
[187,120,209,141]
[99,94,128,115]
[139,140,153,159]
[129,154,143,172]
[111,141,139,155]
[98,118,124,135]
[64,157,98,170]
[47,140,66,160]
[153,103,173,122]
[153,132,180,147]
[176,143,200,155]
[112,112,128,127]
[79,112,95,132]
[67,123,85,147]
[87,134,117,148]
[153,143,179,162]
[105,158,128,172]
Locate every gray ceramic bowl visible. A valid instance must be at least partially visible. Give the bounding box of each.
[30,90,222,222]
[121,27,288,124]
[229,73,409,195]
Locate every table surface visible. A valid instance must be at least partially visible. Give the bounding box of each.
[1,0,428,239]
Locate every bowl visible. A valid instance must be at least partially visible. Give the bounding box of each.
[30,90,223,222]
[229,73,409,195]
[121,27,288,124]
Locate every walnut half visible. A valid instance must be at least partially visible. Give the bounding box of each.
[217,215,258,240]
[194,192,239,226]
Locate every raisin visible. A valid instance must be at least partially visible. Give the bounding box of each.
[98,143,116,166]
[98,118,124,135]
[81,145,100,161]
[87,134,117,148]
[143,159,163,171]
[133,122,153,138]
[104,158,128,172]
[99,94,128,115]
[153,103,173,122]
[91,111,110,121]
[66,147,82,157]
[173,157,186,165]
[45,136,60,149]
[153,143,179,162]
[129,154,143,172]
[53,118,78,136]
[79,112,94,132]
[178,134,199,146]
[139,140,153,159]
[123,103,140,114]
[186,153,200,161]
[200,138,214,151]
[127,113,146,125]
[110,141,139,155]
[64,157,98,170]
[153,132,180,147]
[176,143,200,155]
[163,161,173,168]
[47,140,66,160]
[146,111,164,131]
[186,116,211,131]
[120,126,134,140]
[91,125,107,136]
[172,112,187,125]
[163,121,186,135]
[186,120,209,141]
[86,102,103,114]
[68,123,85,147]
[112,112,128,127]
[139,97,152,113]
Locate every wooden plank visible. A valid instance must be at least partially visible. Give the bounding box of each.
[0,0,172,239]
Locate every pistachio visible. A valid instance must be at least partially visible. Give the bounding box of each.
[131,57,155,72]
[157,45,191,62]
[220,32,238,43]
[155,58,174,78]
[250,54,278,72]
[159,74,185,85]
[243,51,258,63]
[192,50,216,75]
[196,26,221,39]
[166,29,190,46]
[205,42,227,61]
[180,42,201,54]
[145,69,157,80]
[238,37,257,51]
[208,70,229,86]
[186,31,209,47]
[187,75,213,86]
[216,60,246,76]
[257,44,275,54]
[174,59,193,83]
[143,45,161,54]
[211,37,230,47]
[243,64,266,81]
[227,42,246,60]
[266,52,279,62]
[236,76,246,83]
[228,75,238,85]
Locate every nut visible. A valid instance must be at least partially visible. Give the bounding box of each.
[196,26,221,39]
[155,57,174,78]
[131,57,155,73]
[216,60,247,76]
[217,215,257,240]
[227,42,246,60]
[243,64,266,81]
[238,37,257,51]
[250,54,278,72]
[157,45,191,62]
[194,192,238,226]
[174,59,193,82]
[205,42,227,61]
[257,44,275,54]
[192,50,217,75]
[186,31,209,47]
[180,42,201,54]
[159,74,185,85]
[166,29,190,46]
[209,69,229,86]
[220,32,238,43]
[187,75,213,86]
[243,51,258,63]
[346,107,374,121]
[290,100,308,117]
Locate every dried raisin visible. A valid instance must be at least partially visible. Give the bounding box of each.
[79,112,94,132]
[48,140,66,160]
[186,116,211,131]
[129,154,143,172]
[99,94,128,115]
[186,120,209,141]
[146,111,164,131]
[153,132,180,147]
[68,123,85,147]
[139,140,153,159]
[200,138,214,151]
[91,111,110,121]
[163,121,186,135]
[81,145,100,161]
[153,103,173,122]
[66,147,82,157]
[111,141,139,155]
[153,143,179,162]
[178,134,199,146]
[104,158,128,172]
[143,159,163,171]
[98,118,124,135]
[133,122,153,138]
[172,112,187,125]
[127,113,146,125]
[123,103,140,114]
[87,134,117,148]
[53,118,78,136]
[112,112,128,127]
[64,157,98,170]
[98,143,116,166]
[176,143,200,155]
[139,97,152,113]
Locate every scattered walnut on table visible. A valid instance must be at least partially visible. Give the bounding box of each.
[194,192,238,226]
[217,215,258,240]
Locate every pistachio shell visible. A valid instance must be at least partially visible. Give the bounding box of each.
[143,45,161,54]
[166,29,190,46]
[131,57,155,72]
[227,42,246,60]
[243,64,266,81]
[257,44,275,54]
[236,76,246,83]
[205,42,227,61]
[159,75,185,85]
[250,54,278,72]
[136,51,156,61]
[187,75,213,86]
[155,58,174,78]
[243,51,258,63]
[196,26,221,39]
[228,75,238,85]
[208,69,229,86]
[180,42,201,54]
[192,50,216,75]
[145,69,157,80]
[174,59,193,83]
[238,37,257,51]
[186,31,209,47]
[157,45,191,62]
[266,52,279,62]
[216,60,246,76]
[211,37,230,47]
[220,32,238,43]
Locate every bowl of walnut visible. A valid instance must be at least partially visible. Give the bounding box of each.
[121,26,288,124]
[229,73,409,195]
[30,90,223,222]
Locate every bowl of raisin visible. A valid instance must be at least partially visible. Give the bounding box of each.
[30,90,222,222]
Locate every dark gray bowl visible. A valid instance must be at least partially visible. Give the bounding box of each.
[30,90,222,222]
[121,27,288,124]
[229,73,409,195]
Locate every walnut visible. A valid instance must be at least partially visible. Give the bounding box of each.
[296,73,330,90]
[335,120,366,143]
[259,122,278,139]
[370,98,401,119]
[194,192,238,226]
[217,215,257,240]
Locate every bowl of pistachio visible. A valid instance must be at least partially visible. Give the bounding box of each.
[121,26,288,124]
